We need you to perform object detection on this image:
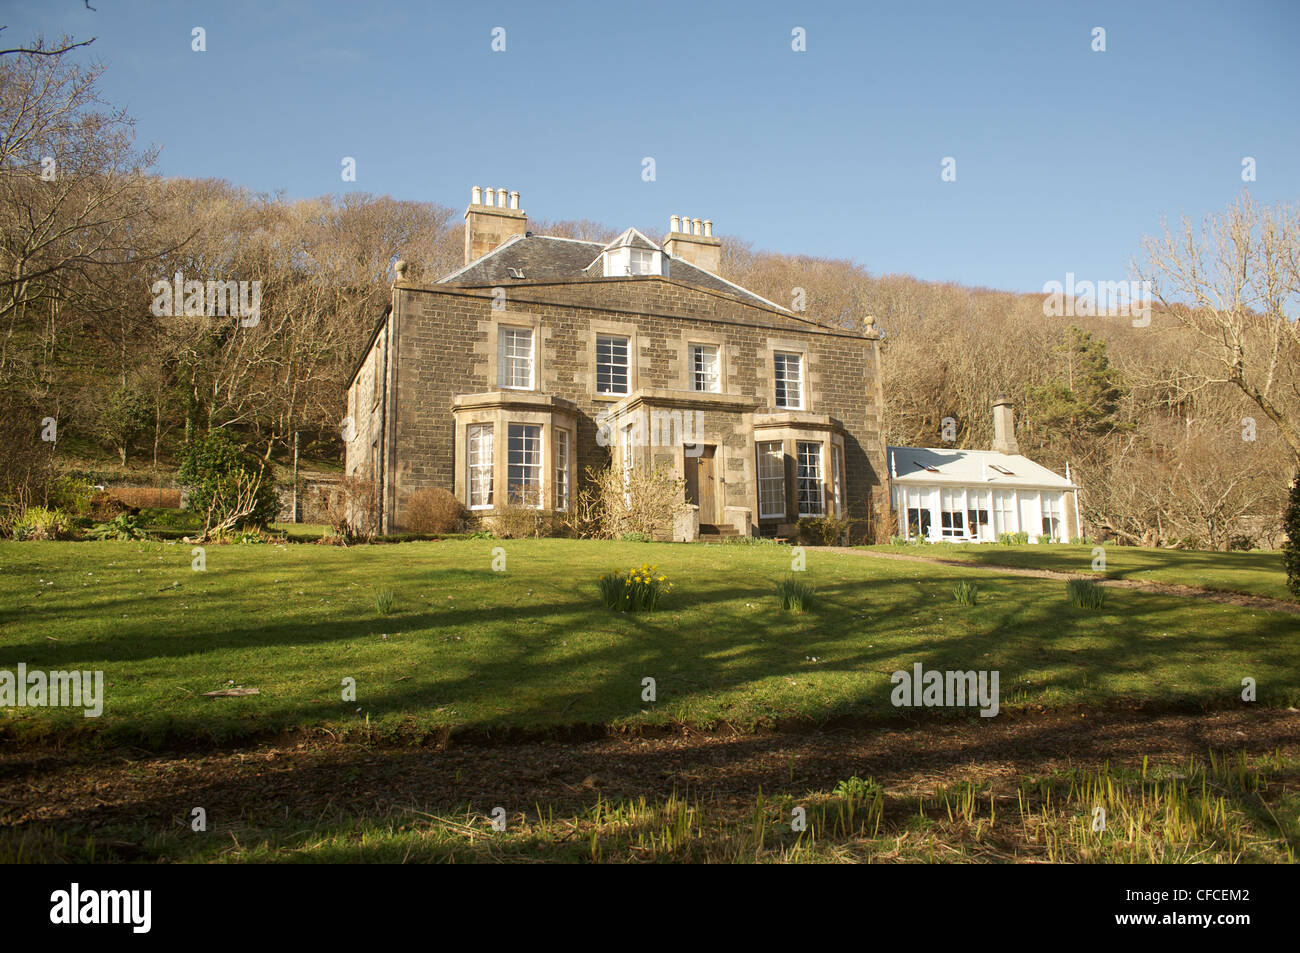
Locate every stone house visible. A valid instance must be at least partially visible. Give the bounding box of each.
[345,187,888,539]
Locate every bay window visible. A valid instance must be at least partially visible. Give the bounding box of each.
[467,424,494,509]
[507,423,542,507]
[757,441,785,518]
[796,441,824,517]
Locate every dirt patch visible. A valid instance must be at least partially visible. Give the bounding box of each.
[2,708,1295,833]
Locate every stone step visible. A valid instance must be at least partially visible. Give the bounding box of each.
[699,524,739,537]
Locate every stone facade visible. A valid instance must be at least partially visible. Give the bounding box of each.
[346,196,888,539]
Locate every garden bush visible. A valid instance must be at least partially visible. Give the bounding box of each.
[12,506,74,540]
[177,429,279,537]
[405,487,465,534]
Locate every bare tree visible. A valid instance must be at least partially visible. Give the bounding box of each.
[1138,193,1300,464]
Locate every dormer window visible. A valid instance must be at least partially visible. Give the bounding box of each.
[596,229,664,277]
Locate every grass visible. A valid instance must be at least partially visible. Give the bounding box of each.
[774,576,816,613]
[3,751,1293,863]
[1067,579,1106,609]
[0,538,1297,748]
[864,541,1294,601]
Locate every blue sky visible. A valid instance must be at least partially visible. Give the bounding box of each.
[4,0,1298,291]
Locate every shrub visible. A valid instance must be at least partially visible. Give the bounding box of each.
[48,475,97,515]
[1226,534,1256,552]
[491,488,553,539]
[178,430,279,539]
[1067,578,1106,609]
[321,474,378,544]
[775,576,816,613]
[597,563,672,612]
[88,514,146,540]
[797,515,856,546]
[562,462,688,540]
[1285,471,1300,599]
[12,506,74,541]
[405,487,464,534]
[952,580,979,606]
[136,506,201,529]
[998,531,1029,545]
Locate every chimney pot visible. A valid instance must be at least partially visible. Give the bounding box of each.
[692,217,702,235]
[464,184,528,265]
[669,215,680,233]
[703,219,713,237]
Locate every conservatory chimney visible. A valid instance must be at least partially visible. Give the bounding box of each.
[991,396,1020,455]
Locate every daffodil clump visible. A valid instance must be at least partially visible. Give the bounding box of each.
[597,563,672,612]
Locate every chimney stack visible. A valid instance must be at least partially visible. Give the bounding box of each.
[663,214,722,274]
[991,395,1020,455]
[464,185,528,265]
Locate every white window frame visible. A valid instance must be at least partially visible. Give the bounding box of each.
[757,441,785,519]
[467,424,494,510]
[629,248,655,275]
[774,352,803,410]
[596,334,630,396]
[940,488,965,538]
[994,490,1016,535]
[831,445,843,517]
[904,486,932,539]
[796,441,824,517]
[621,421,636,506]
[497,326,534,390]
[1042,493,1062,541]
[690,343,721,393]
[507,423,543,509]
[554,428,570,512]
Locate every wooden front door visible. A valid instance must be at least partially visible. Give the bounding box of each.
[685,446,717,523]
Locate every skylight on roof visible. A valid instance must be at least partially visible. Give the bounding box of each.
[913,460,940,473]
[989,464,1015,476]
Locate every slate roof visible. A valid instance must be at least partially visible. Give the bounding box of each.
[888,446,1075,489]
[438,233,792,314]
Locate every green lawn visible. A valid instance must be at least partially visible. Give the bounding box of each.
[864,541,1294,601]
[1,539,1296,747]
